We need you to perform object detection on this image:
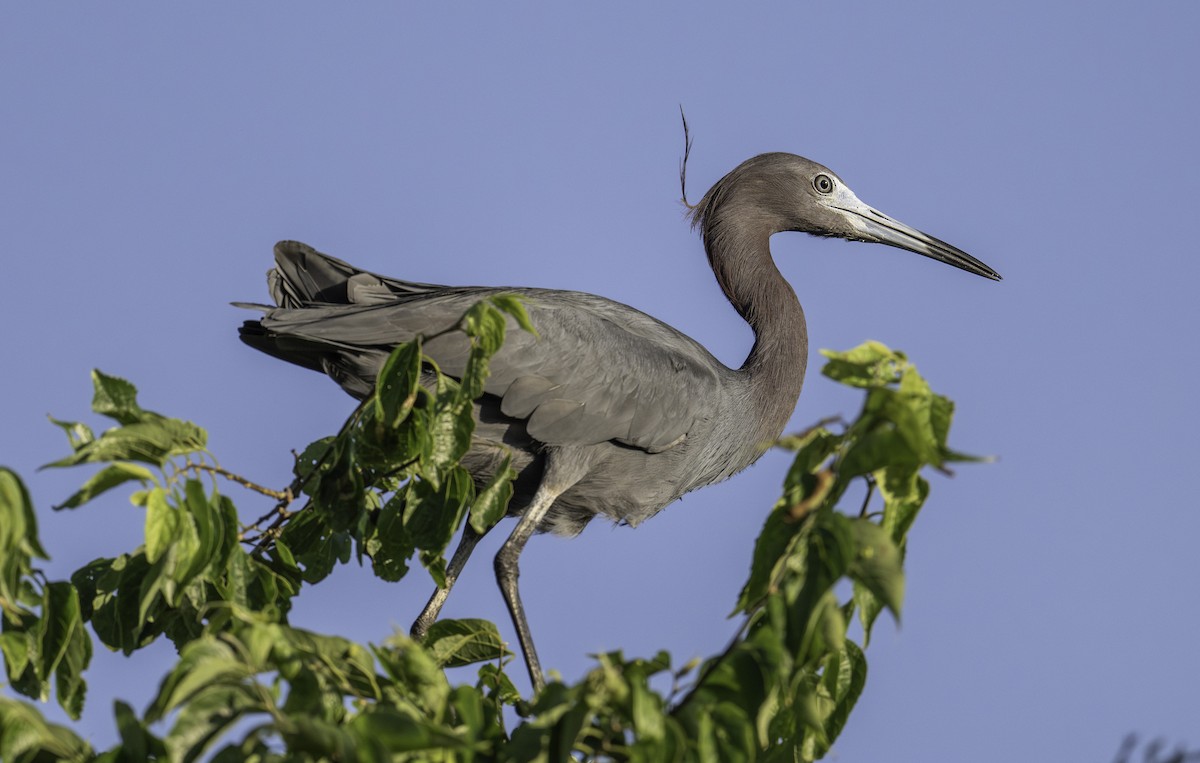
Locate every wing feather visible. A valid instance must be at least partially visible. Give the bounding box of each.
[245,243,728,454]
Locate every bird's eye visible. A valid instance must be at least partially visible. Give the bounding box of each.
[813,174,834,194]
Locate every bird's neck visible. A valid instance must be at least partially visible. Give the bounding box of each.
[705,223,808,447]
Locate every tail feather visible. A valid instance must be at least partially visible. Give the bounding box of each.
[271,241,444,307]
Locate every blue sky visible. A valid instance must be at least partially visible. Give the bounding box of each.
[3,3,1198,759]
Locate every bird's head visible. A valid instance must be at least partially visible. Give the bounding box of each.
[691,152,1001,281]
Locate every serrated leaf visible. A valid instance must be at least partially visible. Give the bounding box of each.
[846,518,904,618]
[839,426,913,478]
[144,488,178,565]
[43,419,207,470]
[853,580,885,644]
[48,417,95,451]
[451,684,485,735]
[406,469,473,588]
[369,491,413,582]
[422,618,510,668]
[425,398,475,472]
[373,634,451,715]
[878,467,929,543]
[36,582,91,719]
[489,294,537,337]
[54,462,157,511]
[469,455,514,535]
[375,339,423,429]
[797,642,868,760]
[476,662,521,704]
[819,342,906,388]
[462,300,507,356]
[735,503,802,615]
[90,370,145,425]
[0,469,48,622]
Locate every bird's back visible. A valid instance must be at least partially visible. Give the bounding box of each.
[240,241,762,535]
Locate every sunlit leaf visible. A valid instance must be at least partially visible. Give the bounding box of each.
[818,342,905,388]
[462,300,507,356]
[406,469,473,588]
[846,518,904,618]
[43,419,207,470]
[423,618,510,668]
[90,370,146,425]
[54,462,157,511]
[489,294,537,336]
[375,339,423,429]
[469,454,514,535]
[47,417,94,451]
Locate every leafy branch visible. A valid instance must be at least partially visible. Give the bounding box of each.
[2,316,988,761]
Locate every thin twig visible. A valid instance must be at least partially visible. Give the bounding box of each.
[182,463,291,499]
[858,474,876,518]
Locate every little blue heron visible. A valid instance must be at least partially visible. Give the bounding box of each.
[240,152,1000,691]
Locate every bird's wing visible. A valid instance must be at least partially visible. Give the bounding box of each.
[268,240,446,306]
[253,286,726,454]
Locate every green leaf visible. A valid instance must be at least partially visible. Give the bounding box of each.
[44,418,207,470]
[469,454,515,535]
[406,469,473,587]
[34,582,91,719]
[112,699,167,761]
[144,488,179,565]
[349,708,468,754]
[373,634,451,716]
[48,417,94,451]
[368,492,414,582]
[819,342,906,388]
[878,467,929,543]
[462,300,508,356]
[839,426,911,478]
[735,502,803,615]
[422,618,510,668]
[0,469,47,621]
[54,462,157,510]
[293,436,335,484]
[450,683,485,736]
[425,397,476,473]
[631,675,665,742]
[0,696,93,762]
[823,641,867,747]
[489,294,537,336]
[90,370,147,424]
[846,518,905,618]
[165,683,262,763]
[375,339,423,429]
[799,642,868,759]
[852,581,885,645]
[147,637,256,721]
[476,662,520,704]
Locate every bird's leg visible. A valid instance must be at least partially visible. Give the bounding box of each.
[494,481,568,695]
[411,523,485,640]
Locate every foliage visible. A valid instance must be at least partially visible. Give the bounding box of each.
[1,296,982,762]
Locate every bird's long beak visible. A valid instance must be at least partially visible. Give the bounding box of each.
[834,195,1002,281]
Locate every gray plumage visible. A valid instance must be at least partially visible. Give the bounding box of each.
[239,152,1000,691]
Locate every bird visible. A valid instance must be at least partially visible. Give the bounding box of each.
[239,151,1000,692]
